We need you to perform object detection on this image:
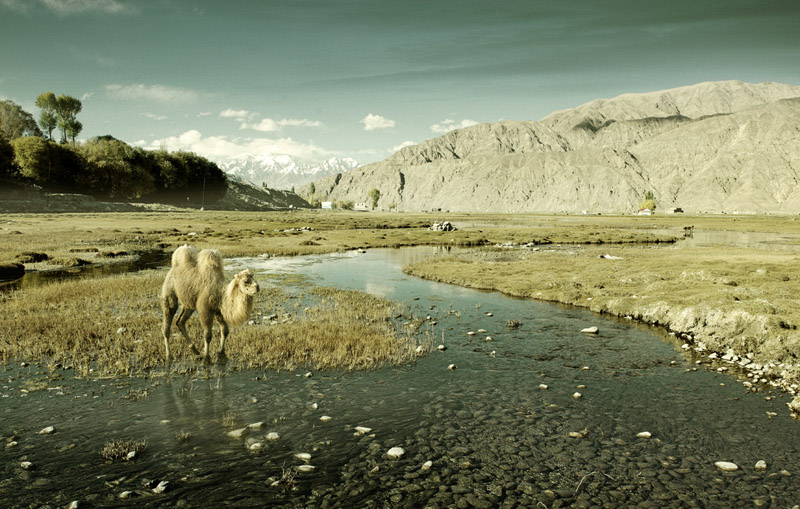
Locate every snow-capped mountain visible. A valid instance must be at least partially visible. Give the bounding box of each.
[218,154,359,190]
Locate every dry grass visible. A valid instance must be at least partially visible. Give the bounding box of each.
[100,438,147,462]
[0,269,422,376]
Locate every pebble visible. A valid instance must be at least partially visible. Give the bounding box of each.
[67,501,79,509]
[637,432,652,439]
[227,428,247,439]
[415,345,425,354]
[755,460,767,471]
[295,464,315,473]
[573,392,582,399]
[581,326,599,334]
[485,336,493,342]
[295,452,312,461]
[247,422,265,430]
[266,432,280,441]
[467,331,475,336]
[421,460,433,471]
[116,327,127,334]
[715,461,739,472]
[119,491,135,499]
[354,426,372,435]
[126,451,137,461]
[437,344,447,351]
[320,415,332,422]
[38,426,55,435]
[448,364,458,371]
[304,372,313,378]
[20,461,35,470]
[539,384,549,390]
[387,447,405,459]
[152,480,169,494]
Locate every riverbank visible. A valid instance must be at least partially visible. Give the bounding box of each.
[404,242,800,410]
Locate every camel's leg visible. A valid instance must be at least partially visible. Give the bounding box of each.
[176,308,200,355]
[198,309,214,364]
[161,303,178,366]
[215,311,230,360]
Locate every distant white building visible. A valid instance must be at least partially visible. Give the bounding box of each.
[321,201,332,210]
[354,202,369,211]
[637,208,652,216]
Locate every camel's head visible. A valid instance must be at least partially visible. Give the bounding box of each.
[234,269,259,296]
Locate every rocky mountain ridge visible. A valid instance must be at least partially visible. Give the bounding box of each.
[308,81,800,214]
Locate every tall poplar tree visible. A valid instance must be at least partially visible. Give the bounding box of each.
[35,92,58,141]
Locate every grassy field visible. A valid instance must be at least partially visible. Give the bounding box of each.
[2,211,799,384]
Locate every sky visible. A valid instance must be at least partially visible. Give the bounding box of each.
[1,0,798,165]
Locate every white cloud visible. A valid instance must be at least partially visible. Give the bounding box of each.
[391,140,416,152]
[196,112,212,117]
[142,112,167,121]
[219,108,253,120]
[2,0,130,14]
[139,129,336,164]
[361,113,395,131]
[430,118,479,134]
[105,83,200,103]
[244,117,322,132]
[81,91,94,101]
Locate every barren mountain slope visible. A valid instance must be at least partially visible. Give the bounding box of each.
[309,81,800,214]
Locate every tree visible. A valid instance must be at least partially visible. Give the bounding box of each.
[10,136,83,190]
[35,92,58,141]
[309,182,316,195]
[639,190,656,212]
[0,100,42,140]
[368,188,381,210]
[54,94,82,143]
[0,133,15,177]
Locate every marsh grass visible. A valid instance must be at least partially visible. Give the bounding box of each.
[0,268,423,376]
[100,439,147,462]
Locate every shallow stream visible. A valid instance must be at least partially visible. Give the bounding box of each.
[2,247,799,508]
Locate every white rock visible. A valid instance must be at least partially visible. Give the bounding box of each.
[295,464,315,473]
[421,460,433,471]
[387,446,405,459]
[119,491,134,499]
[116,327,127,334]
[6,441,17,449]
[354,426,372,435]
[126,450,137,460]
[320,415,332,422]
[448,364,458,371]
[294,452,312,461]
[486,312,493,317]
[466,331,475,336]
[581,326,599,334]
[67,501,80,509]
[266,432,280,441]
[248,442,264,451]
[248,422,265,430]
[38,426,55,435]
[310,402,319,410]
[572,392,582,399]
[477,329,487,333]
[755,460,767,471]
[715,461,739,472]
[20,461,35,470]
[539,384,549,390]
[415,345,425,354]
[227,428,247,439]
[637,431,652,438]
[437,344,447,351]
[153,480,169,494]
[304,372,313,378]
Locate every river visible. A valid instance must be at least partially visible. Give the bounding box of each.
[1,247,798,507]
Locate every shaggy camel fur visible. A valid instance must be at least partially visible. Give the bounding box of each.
[161,245,259,364]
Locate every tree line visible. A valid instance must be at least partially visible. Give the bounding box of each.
[0,94,227,204]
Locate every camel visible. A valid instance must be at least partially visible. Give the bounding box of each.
[161,245,259,365]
